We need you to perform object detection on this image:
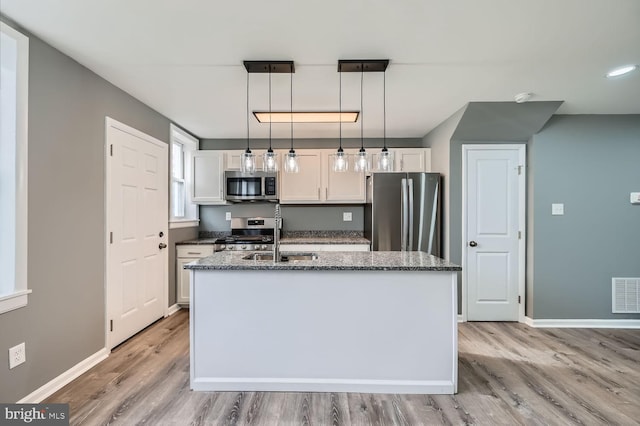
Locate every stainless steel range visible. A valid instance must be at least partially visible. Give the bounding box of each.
[215,217,279,251]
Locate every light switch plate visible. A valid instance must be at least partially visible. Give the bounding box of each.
[631,193,640,204]
[225,212,231,221]
[343,212,353,222]
[552,203,564,215]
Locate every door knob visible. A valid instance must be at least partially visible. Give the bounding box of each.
[469,241,478,247]
[159,243,167,249]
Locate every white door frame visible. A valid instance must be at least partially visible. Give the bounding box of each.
[461,144,526,323]
[104,117,168,350]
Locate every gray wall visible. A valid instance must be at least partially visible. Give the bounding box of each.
[530,115,640,319]
[442,115,640,320]
[200,204,364,232]
[0,18,178,403]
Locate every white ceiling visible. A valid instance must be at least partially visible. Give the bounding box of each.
[1,0,639,139]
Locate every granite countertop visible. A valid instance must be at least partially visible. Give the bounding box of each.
[177,231,370,245]
[280,236,370,245]
[184,251,461,271]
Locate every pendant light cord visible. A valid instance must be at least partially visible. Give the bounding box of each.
[268,67,272,151]
[383,71,387,150]
[246,71,250,152]
[339,70,343,151]
[290,70,294,151]
[360,69,364,151]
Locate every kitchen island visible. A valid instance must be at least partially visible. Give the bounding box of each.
[185,251,461,394]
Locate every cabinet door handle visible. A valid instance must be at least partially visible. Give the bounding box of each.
[325,187,328,199]
[318,188,320,199]
[187,252,201,255]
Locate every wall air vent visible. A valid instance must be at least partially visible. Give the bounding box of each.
[612,278,640,313]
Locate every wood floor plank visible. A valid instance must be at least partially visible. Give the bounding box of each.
[43,311,640,425]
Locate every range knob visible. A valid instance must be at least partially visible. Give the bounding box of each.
[241,245,247,250]
[220,244,226,250]
[227,245,234,250]
[261,245,268,250]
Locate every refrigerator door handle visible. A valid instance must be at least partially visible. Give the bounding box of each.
[408,178,414,251]
[401,178,408,251]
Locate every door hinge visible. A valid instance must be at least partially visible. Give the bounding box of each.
[110,232,113,244]
[517,165,522,175]
[518,296,521,304]
[518,231,522,239]
[110,319,113,332]
[110,144,113,156]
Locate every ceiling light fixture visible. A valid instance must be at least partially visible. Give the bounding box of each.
[332,69,348,172]
[242,68,255,173]
[243,60,295,173]
[263,67,278,172]
[353,68,369,172]
[284,67,299,173]
[253,111,359,123]
[606,64,638,78]
[377,69,393,171]
[336,59,390,173]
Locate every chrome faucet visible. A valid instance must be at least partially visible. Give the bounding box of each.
[273,203,281,261]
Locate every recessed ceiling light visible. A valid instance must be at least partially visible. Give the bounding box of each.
[605,65,638,78]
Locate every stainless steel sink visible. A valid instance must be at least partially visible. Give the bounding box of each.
[242,252,318,262]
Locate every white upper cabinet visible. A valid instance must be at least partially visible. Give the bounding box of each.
[279,149,365,204]
[191,150,225,204]
[324,149,366,203]
[279,151,323,202]
[224,149,263,171]
[394,148,431,172]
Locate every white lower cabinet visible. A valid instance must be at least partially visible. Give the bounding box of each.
[279,244,370,252]
[176,245,214,305]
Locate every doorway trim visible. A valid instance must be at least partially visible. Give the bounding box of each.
[104,117,168,350]
[461,144,526,323]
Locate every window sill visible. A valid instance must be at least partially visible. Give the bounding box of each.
[0,289,32,315]
[170,219,200,229]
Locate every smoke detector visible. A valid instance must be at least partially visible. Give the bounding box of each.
[514,92,533,103]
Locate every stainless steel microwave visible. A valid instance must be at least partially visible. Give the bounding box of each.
[224,171,278,202]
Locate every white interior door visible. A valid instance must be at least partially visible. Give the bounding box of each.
[106,118,168,348]
[463,145,525,321]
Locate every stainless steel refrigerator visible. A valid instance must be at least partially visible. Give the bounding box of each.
[364,172,441,255]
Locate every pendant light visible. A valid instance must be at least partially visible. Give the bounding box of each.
[377,69,394,171]
[284,69,299,173]
[353,68,369,172]
[332,70,348,172]
[263,67,278,172]
[241,70,256,173]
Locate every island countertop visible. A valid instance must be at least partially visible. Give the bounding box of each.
[184,250,461,271]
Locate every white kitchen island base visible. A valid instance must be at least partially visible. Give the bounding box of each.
[189,257,458,394]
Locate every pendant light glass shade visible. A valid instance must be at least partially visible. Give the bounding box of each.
[332,149,349,172]
[263,149,278,172]
[284,149,299,173]
[354,148,370,172]
[376,148,394,172]
[241,149,256,173]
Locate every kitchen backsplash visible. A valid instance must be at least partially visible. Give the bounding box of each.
[199,204,364,232]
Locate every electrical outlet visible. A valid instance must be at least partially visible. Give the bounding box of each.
[225,212,231,221]
[551,203,564,216]
[9,342,26,369]
[343,212,353,222]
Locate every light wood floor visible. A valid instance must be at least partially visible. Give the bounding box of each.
[46,310,640,425]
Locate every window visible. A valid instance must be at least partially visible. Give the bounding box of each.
[170,124,198,228]
[0,22,30,314]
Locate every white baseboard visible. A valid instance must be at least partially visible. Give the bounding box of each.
[524,317,640,329]
[457,314,465,323]
[17,348,109,403]
[166,303,182,316]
